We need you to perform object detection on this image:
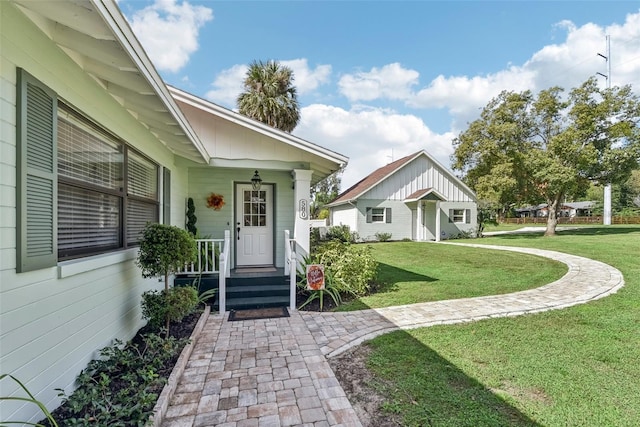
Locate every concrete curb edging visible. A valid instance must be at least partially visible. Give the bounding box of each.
[150,305,210,427]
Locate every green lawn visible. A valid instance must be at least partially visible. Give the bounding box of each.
[336,241,567,311]
[361,226,640,426]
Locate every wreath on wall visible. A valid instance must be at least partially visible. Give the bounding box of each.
[206,193,225,210]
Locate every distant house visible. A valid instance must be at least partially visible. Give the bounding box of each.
[515,201,596,218]
[327,150,477,241]
[0,0,346,422]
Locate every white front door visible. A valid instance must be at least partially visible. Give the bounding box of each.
[236,184,274,266]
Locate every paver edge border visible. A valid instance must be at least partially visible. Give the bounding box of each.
[150,304,211,427]
[323,243,625,358]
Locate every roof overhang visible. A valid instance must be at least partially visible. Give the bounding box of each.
[12,0,209,164]
[169,86,349,184]
[404,188,447,203]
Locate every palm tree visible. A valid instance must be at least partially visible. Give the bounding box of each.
[237,60,300,132]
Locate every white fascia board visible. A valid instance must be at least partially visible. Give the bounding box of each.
[92,0,209,163]
[169,86,348,166]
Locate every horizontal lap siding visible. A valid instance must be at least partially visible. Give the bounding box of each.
[356,200,413,241]
[0,4,176,422]
[188,167,294,268]
[330,204,357,230]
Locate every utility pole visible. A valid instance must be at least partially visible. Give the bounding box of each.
[597,35,612,226]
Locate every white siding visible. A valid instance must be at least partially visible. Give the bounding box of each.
[176,100,321,165]
[187,167,294,268]
[330,204,357,230]
[355,200,413,241]
[362,155,475,202]
[0,3,183,422]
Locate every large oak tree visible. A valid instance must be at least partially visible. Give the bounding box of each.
[452,78,640,236]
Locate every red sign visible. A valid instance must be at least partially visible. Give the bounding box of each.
[306,264,325,290]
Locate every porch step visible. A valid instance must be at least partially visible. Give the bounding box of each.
[175,273,292,311]
[223,275,291,310]
[223,295,291,311]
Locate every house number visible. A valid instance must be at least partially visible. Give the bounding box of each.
[299,199,308,219]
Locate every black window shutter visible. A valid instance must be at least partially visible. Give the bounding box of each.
[448,209,453,223]
[385,207,392,223]
[163,167,171,225]
[465,209,471,224]
[16,69,58,272]
[366,207,372,223]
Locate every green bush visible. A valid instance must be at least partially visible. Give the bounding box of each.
[51,333,188,426]
[186,197,198,236]
[297,265,346,312]
[325,224,359,243]
[141,287,198,330]
[315,241,378,297]
[375,232,392,242]
[136,223,197,291]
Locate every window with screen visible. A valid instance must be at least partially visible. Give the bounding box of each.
[57,105,158,259]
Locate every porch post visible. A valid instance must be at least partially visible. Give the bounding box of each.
[435,201,442,242]
[416,201,422,241]
[292,169,313,255]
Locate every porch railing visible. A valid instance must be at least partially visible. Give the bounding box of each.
[177,238,225,274]
[175,232,231,315]
[284,230,297,311]
[218,230,231,314]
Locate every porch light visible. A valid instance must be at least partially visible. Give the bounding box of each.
[251,170,262,190]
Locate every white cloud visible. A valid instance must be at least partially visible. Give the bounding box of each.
[338,63,420,102]
[296,104,456,189]
[205,58,332,107]
[281,59,332,95]
[337,12,640,131]
[129,0,213,73]
[205,64,247,107]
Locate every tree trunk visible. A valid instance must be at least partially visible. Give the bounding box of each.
[544,196,561,236]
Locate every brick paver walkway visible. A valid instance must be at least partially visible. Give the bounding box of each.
[161,244,624,427]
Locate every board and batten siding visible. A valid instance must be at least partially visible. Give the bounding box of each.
[0,3,181,422]
[177,100,319,165]
[188,167,295,268]
[362,155,475,202]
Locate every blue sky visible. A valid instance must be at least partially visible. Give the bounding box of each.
[119,0,640,189]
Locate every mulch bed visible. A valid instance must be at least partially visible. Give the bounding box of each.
[43,309,202,426]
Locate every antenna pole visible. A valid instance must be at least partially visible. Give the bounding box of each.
[599,35,612,226]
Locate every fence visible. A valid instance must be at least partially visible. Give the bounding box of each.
[503,216,640,225]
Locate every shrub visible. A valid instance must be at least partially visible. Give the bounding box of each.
[375,232,392,242]
[314,241,378,297]
[51,333,189,426]
[325,224,359,243]
[186,197,197,236]
[297,267,346,312]
[136,223,197,291]
[141,287,198,330]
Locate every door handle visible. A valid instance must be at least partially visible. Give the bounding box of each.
[237,226,240,240]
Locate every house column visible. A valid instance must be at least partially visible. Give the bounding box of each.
[435,201,442,242]
[292,169,313,256]
[416,201,423,241]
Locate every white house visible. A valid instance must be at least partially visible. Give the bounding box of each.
[327,150,477,241]
[0,0,346,422]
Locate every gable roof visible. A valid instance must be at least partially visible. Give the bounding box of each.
[328,152,418,206]
[328,150,475,206]
[169,86,348,181]
[13,0,209,164]
[404,188,446,203]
